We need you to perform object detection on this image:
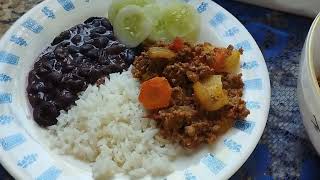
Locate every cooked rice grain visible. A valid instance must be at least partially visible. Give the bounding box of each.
[47,70,178,179]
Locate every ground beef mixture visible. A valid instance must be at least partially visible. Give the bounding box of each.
[132,41,250,149]
[27,17,141,127]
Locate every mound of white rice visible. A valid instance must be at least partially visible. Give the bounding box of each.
[47,70,178,179]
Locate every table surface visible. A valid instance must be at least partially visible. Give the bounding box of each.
[1,0,320,179]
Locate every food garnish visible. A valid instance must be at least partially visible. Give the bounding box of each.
[109,0,200,47]
[113,5,153,47]
[108,0,155,24]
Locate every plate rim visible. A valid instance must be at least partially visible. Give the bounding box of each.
[0,0,271,179]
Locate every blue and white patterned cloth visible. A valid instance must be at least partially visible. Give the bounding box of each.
[1,0,320,179]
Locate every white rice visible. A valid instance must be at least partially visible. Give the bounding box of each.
[47,70,178,179]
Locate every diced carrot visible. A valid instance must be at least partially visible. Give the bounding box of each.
[169,37,184,51]
[212,48,228,71]
[139,77,172,110]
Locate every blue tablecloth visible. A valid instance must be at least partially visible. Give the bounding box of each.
[1,0,320,179]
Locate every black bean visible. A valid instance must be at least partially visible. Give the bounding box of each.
[29,82,46,92]
[89,33,101,39]
[107,64,123,73]
[71,53,81,58]
[47,71,63,83]
[51,36,64,46]
[105,44,126,54]
[28,71,38,83]
[104,32,115,40]
[37,67,50,77]
[28,93,42,106]
[51,31,71,45]
[63,64,75,73]
[98,54,110,64]
[55,89,76,108]
[35,59,44,68]
[67,79,86,91]
[80,44,95,53]
[53,61,63,71]
[33,101,58,127]
[60,41,70,47]
[44,81,54,91]
[88,68,101,79]
[71,34,82,45]
[73,56,85,64]
[79,66,91,77]
[68,45,80,54]
[43,60,56,71]
[61,73,73,81]
[92,19,101,27]
[54,47,68,59]
[42,52,56,60]
[33,62,43,70]
[92,37,109,48]
[85,49,100,59]
[108,40,120,46]
[61,30,71,39]
[123,49,136,64]
[84,17,101,24]
[76,24,86,34]
[101,18,112,30]
[90,27,107,34]
[84,38,94,45]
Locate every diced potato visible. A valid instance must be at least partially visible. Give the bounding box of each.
[222,50,241,73]
[203,42,215,54]
[148,47,176,59]
[193,75,229,111]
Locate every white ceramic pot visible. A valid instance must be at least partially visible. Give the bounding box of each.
[298,13,320,154]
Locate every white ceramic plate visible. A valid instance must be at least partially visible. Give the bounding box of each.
[0,0,270,179]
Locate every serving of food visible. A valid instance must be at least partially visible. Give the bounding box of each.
[0,0,270,179]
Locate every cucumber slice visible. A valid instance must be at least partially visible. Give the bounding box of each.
[143,4,161,22]
[148,2,199,42]
[132,0,155,6]
[148,18,172,42]
[108,0,155,24]
[180,17,200,42]
[163,3,199,38]
[114,5,153,47]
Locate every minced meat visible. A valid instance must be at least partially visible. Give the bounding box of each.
[132,41,249,149]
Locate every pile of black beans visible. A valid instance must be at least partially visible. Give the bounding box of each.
[27,17,140,127]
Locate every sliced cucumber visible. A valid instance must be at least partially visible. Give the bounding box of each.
[132,0,155,6]
[114,5,153,47]
[163,3,199,38]
[143,4,161,22]
[148,14,172,42]
[147,2,199,42]
[180,17,200,42]
[108,0,155,24]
